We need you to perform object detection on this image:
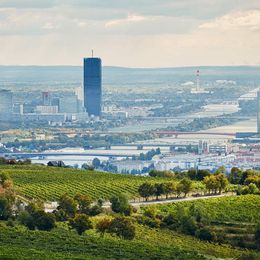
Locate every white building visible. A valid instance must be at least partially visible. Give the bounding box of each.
[112,160,152,173]
[153,153,236,172]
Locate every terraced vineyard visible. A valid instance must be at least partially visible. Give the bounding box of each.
[0,222,258,260]
[155,195,260,223]
[0,165,173,201]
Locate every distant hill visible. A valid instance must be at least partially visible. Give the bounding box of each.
[0,65,259,88]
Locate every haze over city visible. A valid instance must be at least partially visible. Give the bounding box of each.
[1,0,260,67]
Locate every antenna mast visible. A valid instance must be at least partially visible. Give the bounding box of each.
[91,50,94,58]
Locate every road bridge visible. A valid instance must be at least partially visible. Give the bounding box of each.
[1,152,137,159]
[53,130,236,137]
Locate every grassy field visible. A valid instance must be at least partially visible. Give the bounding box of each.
[0,165,174,201]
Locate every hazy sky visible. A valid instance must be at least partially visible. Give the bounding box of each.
[0,0,260,67]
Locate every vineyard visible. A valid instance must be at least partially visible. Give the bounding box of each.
[0,222,258,259]
[0,165,176,201]
[154,195,260,223]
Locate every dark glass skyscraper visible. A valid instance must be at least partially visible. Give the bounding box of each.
[83,57,102,117]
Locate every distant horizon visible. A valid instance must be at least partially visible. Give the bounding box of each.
[0,64,259,69]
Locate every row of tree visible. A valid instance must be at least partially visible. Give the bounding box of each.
[132,148,161,161]
[138,178,193,201]
[203,173,229,194]
[229,167,260,187]
[0,157,31,165]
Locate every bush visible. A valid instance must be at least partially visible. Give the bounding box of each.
[162,213,178,228]
[35,211,56,231]
[88,205,103,216]
[69,214,93,235]
[108,217,135,240]
[96,217,111,237]
[195,227,216,242]
[0,196,12,220]
[143,207,158,219]
[137,215,161,228]
[18,209,56,231]
[110,194,132,216]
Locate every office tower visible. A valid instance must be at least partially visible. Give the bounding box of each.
[42,92,51,106]
[83,57,102,117]
[0,90,13,115]
[257,91,260,134]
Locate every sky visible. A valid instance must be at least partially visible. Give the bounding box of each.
[0,0,260,67]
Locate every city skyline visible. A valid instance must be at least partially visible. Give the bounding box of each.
[0,0,259,67]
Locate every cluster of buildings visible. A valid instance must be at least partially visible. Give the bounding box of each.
[108,152,237,174]
[0,56,103,125]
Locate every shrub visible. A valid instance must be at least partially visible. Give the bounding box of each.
[108,217,135,240]
[69,214,93,235]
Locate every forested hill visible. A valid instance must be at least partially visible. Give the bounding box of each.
[0,65,259,88]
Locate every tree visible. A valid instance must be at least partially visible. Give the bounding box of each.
[179,178,192,197]
[215,174,229,194]
[19,207,56,231]
[229,167,242,184]
[74,194,93,214]
[88,205,103,216]
[149,170,174,178]
[0,172,10,186]
[69,214,93,235]
[154,183,166,200]
[197,170,210,181]
[189,204,210,224]
[25,201,44,215]
[0,196,12,220]
[81,163,94,171]
[138,182,156,201]
[245,176,260,188]
[173,205,197,235]
[215,166,226,174]
[96,217,111,237]
[180,215,197,235]
[187,168,197,180]
[176,182,183,198]
[18,210,35,230]
[110,193,132,216]
[92,158,101,168]
[108,217,135,240]
[164,182,176,199]
[195,227,216,242]
[203,175,218,194]
[34,211,56,231]
[143,206,157,219]
[59,194,77,218]
[255,224,260,249]
[248,183,258,194]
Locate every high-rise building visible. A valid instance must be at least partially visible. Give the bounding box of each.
[42,92,51,106]
[0,90,13,115]
[83,57,102,117]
